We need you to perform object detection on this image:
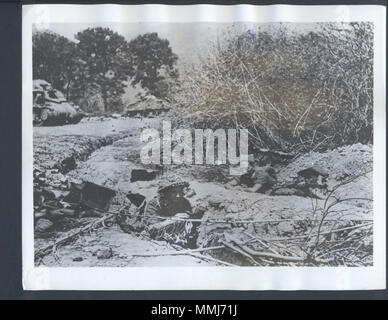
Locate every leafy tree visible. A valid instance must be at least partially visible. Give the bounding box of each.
[33,31,79,99]
[75,27,131,112]
[128,32,178,99]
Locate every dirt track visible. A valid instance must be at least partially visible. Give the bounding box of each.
[34,117,373,267]
[34,117,215,266]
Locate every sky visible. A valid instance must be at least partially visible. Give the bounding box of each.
[35,22,323,67]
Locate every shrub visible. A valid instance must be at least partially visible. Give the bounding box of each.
[171,23,373,153]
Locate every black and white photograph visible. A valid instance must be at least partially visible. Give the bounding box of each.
[22,4,386,290]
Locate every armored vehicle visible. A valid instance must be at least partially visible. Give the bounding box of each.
[33,79,85,126]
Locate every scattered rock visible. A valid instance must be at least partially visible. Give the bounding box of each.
[126,191,146,207]
[130,168,158,182]
[35,218,54,233]
[208,197,224,209]
[64,181,116,211]
[277,222,294,236]
[297,165,329,178]
[192,206,206,218]
[185,188,196,198]
[34,188,57,206]
[72,257,83,262]
[96,248,113,260]
[117,213,146,233]
[55,217,80,231]
[34,211,47,220]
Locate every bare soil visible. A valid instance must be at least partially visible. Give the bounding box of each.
[34,116,373,267]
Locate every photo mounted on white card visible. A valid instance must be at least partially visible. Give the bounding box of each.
[22,4,386,290]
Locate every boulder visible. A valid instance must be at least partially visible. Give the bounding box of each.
[297,165,329,179]
[73,257,83,262]
[49,208,76,218]
[35,218,54,233]
[96,248,113,260]
[130,168,158,182]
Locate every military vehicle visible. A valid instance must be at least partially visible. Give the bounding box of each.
[126,95,170,118]
[33,79,85,126]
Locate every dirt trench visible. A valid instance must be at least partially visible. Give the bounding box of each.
[34,117,374,267]
[34,117,215,267]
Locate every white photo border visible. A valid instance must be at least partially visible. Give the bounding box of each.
[22,4,386,290]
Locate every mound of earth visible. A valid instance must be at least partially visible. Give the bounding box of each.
[277,143,372,200]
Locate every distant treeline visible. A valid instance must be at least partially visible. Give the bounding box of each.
[33,28,178,112]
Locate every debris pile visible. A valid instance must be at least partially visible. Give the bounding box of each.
[130,168,159,182]
[34,180,116,236]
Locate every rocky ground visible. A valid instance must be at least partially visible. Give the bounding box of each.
[33,116,373,267]
[34,116,213,266]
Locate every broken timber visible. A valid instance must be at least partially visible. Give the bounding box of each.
[35,212,115,263]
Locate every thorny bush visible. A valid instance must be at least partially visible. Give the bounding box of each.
[171,23,373,153]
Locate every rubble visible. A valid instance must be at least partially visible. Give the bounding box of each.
[144,182,191,218]
[34,211,46,220]
[73,257,83,262]
[271,186,312,197]
[96,248,113,259]
[130,168,159,182]
[34,179,116,237]
[49,208,76,218]
[277,143,372,199]
[117,214,146,233]
[35,218,54,233]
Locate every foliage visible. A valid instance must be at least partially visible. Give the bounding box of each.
[172,23,373,152]
[74,27,131,112]
[128,33,178,99]
[33,29,179,112]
